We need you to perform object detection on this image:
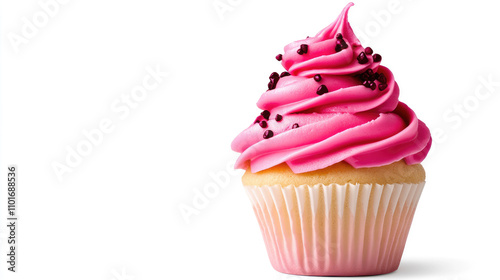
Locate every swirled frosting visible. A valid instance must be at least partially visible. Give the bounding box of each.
[231,2,432,173]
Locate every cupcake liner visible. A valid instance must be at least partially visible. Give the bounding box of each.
[244,182,425,276]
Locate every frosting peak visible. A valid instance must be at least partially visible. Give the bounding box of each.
[282,3,373,77]
[231,3,432,173]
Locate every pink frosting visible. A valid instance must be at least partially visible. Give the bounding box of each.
[231,3,431,173]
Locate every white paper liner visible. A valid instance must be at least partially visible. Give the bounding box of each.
[244,182,425,276]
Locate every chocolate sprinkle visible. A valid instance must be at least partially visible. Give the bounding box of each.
[339,39,348,49]
[360,72,370,82]
[268,81,277,90]
[336,33,343,39]
[297,49,304,55]
[261,110,270,120]
[363,80,371,88]
[373,54,382,62]
[280,71,291,78]
[314,74,322,82]
[364,47,373,55]
[275,114,283,122]
[300,44,308,54]
[269,72,280,80]
[377,73,387,84]
[335,44,342,53]
[357,52,369,64]
[317,85,328,95]
[263,130,274,139]
[370,82,376,90]
[268,72,280,90]
[259,120,268,128]
[378,83,388,91]
[276,54,283,61]
[359,68,378,83]
[292,123,300,129]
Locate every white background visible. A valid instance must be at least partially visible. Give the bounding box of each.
[1,0,499,279]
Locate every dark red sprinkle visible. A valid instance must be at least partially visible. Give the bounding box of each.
[275,114,283,122]
[316,85,328,95]
[363,80,371,88]
[259,120,268,128]
[360,72,370,81]
[374,73,380,80]
[314,74,322,82]
[268,72,280,90]
[300,44,309,54]
[336,33,343,39]
[297,49,304,55]
[359,68,377,82]
[378,83,388,91]
[339,39,348,49]
[268,80,280,90]
[357,52,369,64]
[275,54,283,61]
[254,119,260,124]
[335,44,342,53]
[370,82,376,90]
[261,110,270,120]
[280,71,291,78]
[292,123,300,129]
[373,54,382,62]
[377,73,387,84]
[263,130,274,139]
[364,47,373,55]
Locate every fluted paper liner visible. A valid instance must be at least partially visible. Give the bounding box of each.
[244,182,425,276]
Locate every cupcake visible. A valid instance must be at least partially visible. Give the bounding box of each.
[231,2,432,277]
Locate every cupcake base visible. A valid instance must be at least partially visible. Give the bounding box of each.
[244,182,425,276]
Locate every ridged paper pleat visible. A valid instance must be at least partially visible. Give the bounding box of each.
[244,182,425,276]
